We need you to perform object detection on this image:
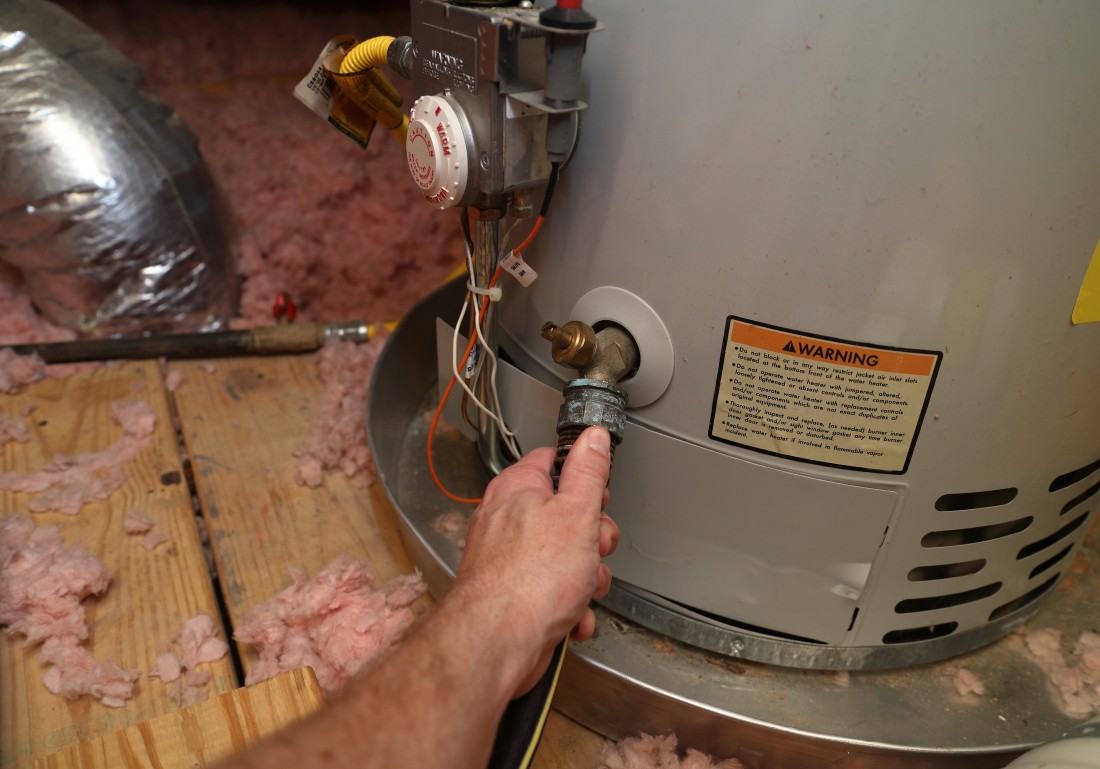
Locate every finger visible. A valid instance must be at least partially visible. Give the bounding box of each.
[598,513,620,557]
[512,445,556,474]
[555,427,611,506]
[571,607,597,642]
[593,563,612,599]
[601,488,610,510]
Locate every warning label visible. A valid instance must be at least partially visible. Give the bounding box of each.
[709,318,941,474]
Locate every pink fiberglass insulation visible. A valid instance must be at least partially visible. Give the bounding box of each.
[0,413,30,448]
[1017,626,1100,718]
[1,272,99,386]
[0,348,47,394]
[599,734,745,769]
[0,267,75,347]
[234,556,425,696]
[0,514,108,645]
[110,399,156,438]
[123,510,155,535]
[141,530,170,551]
[951,667,985,698]
[150,652,181,684]
[433,511,468,549]
[174,613,230,667]
[39,639,139,708]
[0,399,155,515]
[0,513,139,707]
[1076,632,1100,672]
[164,368,185,393]
[147,613,229,706]
[293,338,384,489]
[54,1,464,332]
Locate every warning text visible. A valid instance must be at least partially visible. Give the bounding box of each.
[710,320,940,473]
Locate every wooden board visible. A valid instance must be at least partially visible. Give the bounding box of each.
[168,355,430,651]
[30,667,324,769]
[535,711,605,768]
[169,355,603,769]
[1,362,236,768]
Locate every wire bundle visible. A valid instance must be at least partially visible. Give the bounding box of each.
[427,166,560,503]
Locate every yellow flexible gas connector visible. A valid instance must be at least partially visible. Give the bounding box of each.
[340,36,395,73]
[336,36,409,144]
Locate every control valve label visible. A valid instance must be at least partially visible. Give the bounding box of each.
[709,318,941,473]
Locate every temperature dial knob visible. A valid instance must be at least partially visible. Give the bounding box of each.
[406,94,471,209]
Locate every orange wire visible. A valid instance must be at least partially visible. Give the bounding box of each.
[426,214,548,504]
[427,373,483,504]
[511,214,545,255]
[427,265,504,504]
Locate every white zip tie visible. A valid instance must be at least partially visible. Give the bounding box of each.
[466,281,502,301]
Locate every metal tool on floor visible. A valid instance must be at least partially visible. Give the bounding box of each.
[7,321,395,364]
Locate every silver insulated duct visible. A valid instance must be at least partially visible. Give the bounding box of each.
[0,0,232,337]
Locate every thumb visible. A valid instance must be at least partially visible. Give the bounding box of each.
[556,427,612,503]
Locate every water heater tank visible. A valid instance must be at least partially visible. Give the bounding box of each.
[494,0,1100,668]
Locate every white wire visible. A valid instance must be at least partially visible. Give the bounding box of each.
[469,291,521,459]
[498,217,523,256]
[465,243,522,459]
[449,299,488,418]
[450,301,521,460]
[449,300,492,424]
[447,243,521,460]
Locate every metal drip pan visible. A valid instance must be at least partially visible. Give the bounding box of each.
[367,281,1100,769]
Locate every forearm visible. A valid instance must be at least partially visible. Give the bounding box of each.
[220,428,615,769]
[223,585,529,769]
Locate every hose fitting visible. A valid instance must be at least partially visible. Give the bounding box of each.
[387,36,414,80]
[543,319,639,484]
[554,379,627,481]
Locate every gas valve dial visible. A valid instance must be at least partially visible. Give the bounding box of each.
[406,94,471,209]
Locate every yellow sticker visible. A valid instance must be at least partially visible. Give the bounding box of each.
[1072,238,1100,324]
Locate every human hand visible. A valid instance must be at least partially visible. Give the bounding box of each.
[452,426,620,698]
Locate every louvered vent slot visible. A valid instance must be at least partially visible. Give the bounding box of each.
[882,622,957,645]
[907,559,986,581]
[1049,457,1100,492]
[1029,544,1073,580]
[1060,481,1099,516]
[1016,512,1089,560]
[921,517,1032,548]
[988,574,1061,622]
[935,487,1017,511]
[894,582,1002,614]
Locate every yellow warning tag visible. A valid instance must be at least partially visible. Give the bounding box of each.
[293,36,377,150]
[710,318,941,474]
[1072,238,1100,324]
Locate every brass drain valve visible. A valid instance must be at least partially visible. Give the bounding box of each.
[541,320,639,483]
